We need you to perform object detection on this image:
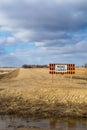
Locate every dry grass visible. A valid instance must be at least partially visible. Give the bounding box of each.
[0,67,87,118]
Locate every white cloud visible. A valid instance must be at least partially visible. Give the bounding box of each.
[7,37,15,43]
[0,37,5,44]
[14,30,34,42]
[0,26,13,32]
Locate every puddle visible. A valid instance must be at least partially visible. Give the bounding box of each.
[0,116,87,130]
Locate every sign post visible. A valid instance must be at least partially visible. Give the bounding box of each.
[52,73,53,83]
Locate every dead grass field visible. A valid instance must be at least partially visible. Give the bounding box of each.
[0,67,87,118]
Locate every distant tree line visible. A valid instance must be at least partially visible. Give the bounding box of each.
[22,64,49,68]
[84,63,87,68]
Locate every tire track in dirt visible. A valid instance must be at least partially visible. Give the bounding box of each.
[0,68,20,80]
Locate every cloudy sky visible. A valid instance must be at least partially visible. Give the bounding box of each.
[0,0,87,67]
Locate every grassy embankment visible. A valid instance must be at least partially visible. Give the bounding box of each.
[0,67,87,118]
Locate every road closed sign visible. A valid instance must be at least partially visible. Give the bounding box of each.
[49,64,75,74]
[55,64,67,72]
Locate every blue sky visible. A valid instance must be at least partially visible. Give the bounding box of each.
[0,0,87,67]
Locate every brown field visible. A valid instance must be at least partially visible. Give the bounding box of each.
[0,67,87,118]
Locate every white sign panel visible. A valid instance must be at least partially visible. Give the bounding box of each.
[55,64,67,72]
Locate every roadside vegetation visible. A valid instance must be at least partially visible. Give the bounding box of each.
[0,67,87,118]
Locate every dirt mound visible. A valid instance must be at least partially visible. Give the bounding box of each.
[0,68,20,80]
